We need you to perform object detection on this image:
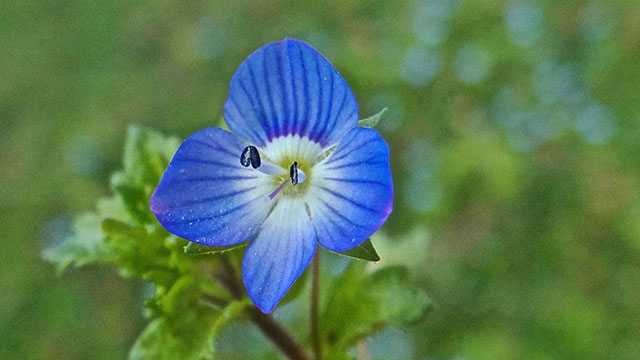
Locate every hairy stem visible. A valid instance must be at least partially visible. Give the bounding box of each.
[215,256,312,360]
[310,251,321,360]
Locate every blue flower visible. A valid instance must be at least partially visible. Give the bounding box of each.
[150,39,393,313]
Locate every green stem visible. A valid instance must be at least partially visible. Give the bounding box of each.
[310,251,322,360]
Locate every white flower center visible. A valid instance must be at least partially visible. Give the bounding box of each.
[240,135,325,200]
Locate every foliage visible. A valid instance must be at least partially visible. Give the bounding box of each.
[43,127,429,359]
[334,239,381,262]
[357,107,387,129]
[44,127,237,359]
[323,262,431,359]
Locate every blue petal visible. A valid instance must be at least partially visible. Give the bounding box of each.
[242,198,317,313]
[307,127,393,252]
[149,128,274,246]
[224,38,358,149]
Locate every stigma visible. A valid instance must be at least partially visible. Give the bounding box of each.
[268,161,307,200]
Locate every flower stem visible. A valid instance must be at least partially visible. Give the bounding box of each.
[310,251,322,360]
[216,256,311,360]
[247,307,311,360]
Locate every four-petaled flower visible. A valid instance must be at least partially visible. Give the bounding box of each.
[150,39,393,313]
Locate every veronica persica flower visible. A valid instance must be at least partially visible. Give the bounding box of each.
[150,39,393,313]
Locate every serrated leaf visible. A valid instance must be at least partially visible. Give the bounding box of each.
[129,318,215,360]
[210,299,250,340]
[122,126,180,189]
[159,278,211,327]
[99,218,176,282]
[42,213,112,273]
[184,242,246,255]
[131,278,241,360]
[322,262,376,352]
[370,266,432,323]
[96,193,135,225]
[336,239,380,261]
[113,182,155,225]
[357,107,387,128]
[115,127,180,227]
[102,218,150,242]
[322,262,431,357]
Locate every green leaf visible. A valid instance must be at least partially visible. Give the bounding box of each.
[122,126,180,189]
[322,262,431,357]
[131,278,245,360]
[370,266,432,323]
[101,218,151,242]
[96,193,136,225]
[183,242,247,255]
[357,107,387,128]
[335,239,380,262]
[129,318,215,360]
[113,182,155,225]
[95,217,187,287]
[42,213,112,273]
[113,127,180,226]
[158,278,212,328]
[209,299,250,340]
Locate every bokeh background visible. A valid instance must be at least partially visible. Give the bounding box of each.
[2,0,640,358]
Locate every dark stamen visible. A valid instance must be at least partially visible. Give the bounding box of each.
[249,147,261,169]
[289,161,298,185]
[240,145,261,169]
[240,147,252,167]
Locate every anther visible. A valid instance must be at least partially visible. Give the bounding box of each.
[240,146,261,169]
[289,161,298,185]
[240,147,251,167]
[249,146,261,168]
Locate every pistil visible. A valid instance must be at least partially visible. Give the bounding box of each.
[268,162,306,200]
[269,179,289,200]
[239,147,307,200]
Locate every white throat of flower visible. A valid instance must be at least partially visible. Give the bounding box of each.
[239,135,326,201]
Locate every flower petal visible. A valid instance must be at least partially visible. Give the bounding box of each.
[149,128,274,246]
[306,127,393,252]
[224,38,358,149]
[242,198,317,313]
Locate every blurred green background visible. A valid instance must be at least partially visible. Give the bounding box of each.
[2,0,640,358]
